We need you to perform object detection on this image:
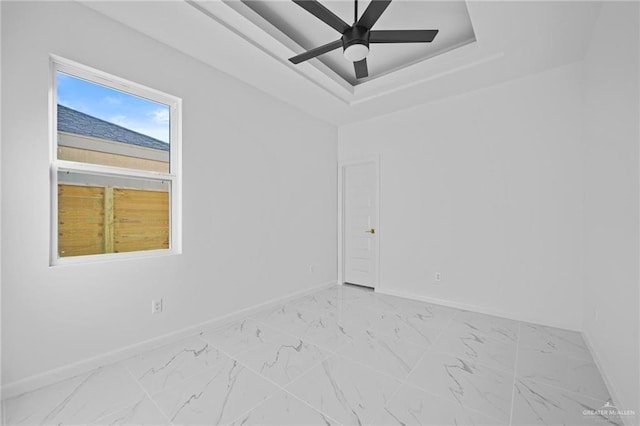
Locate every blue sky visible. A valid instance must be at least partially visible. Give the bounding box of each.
[57,72,170,143]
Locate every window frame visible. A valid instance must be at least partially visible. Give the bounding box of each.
[49,56,182,266]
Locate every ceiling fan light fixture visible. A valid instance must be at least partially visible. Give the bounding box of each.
[343,43,369,62]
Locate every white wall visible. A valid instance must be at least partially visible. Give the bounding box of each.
[339,62,585,330]
[0,0,3,407]
[1,1,337,386]
[582,2,639,418]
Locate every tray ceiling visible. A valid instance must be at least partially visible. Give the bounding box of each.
[237,1,476,85]
[80,1,603,125]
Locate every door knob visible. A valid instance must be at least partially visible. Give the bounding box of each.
[365,228,375,234]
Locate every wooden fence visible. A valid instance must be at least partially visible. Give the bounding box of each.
[58,184,169,257]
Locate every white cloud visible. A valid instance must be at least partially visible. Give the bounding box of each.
[58,99,93,116]
[104,96,122,105]
[109,115,128,127]
[151,108,170,124]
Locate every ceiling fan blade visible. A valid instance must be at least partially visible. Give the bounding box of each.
[289,39,343,64]
[356,0,391,29]
[354,58,368,79]
[293,0,351,34]
[370,29,439,43]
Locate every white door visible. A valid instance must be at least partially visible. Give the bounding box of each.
[342,161,378,288]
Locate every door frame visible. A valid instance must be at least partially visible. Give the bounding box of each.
[338,156,381,289]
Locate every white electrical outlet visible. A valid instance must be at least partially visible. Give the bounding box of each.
[435,272,442,282]
[309,264,315,273]
[152,299,163,314]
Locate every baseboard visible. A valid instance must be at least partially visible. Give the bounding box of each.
[582,330,638,426]
[2,280,337,400]
[374,287,581,332]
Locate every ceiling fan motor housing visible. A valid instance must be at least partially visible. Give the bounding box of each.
[342,26,370,50]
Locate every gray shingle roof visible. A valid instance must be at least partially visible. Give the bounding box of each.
[57,104,169,151]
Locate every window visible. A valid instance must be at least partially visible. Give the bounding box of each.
[50,57,181,265]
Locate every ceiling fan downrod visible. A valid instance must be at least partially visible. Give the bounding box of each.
[354,0,358,24]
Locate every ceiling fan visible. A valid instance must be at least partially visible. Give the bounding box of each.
[288,0,439,79]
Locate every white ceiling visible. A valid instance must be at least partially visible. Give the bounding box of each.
[80,1,603,126]
[232,0,476,85]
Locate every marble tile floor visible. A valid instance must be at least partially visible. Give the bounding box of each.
[3,285,624,425]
